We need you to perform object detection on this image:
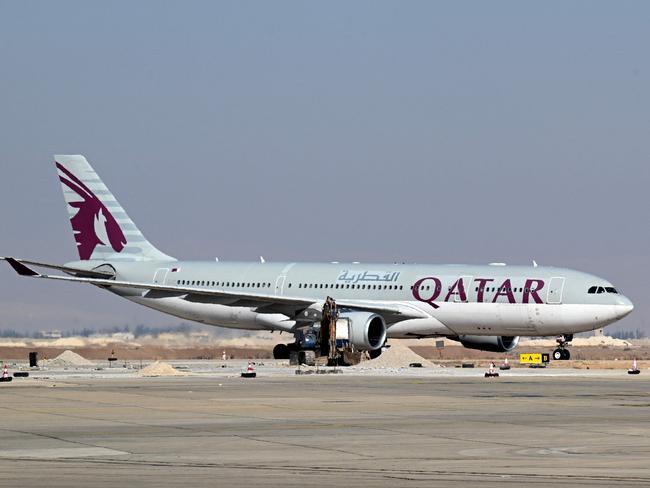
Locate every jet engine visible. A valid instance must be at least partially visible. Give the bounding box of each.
[337,312,387,351]
[453,335,520,353]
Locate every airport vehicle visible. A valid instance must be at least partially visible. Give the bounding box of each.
[1,156,634,363]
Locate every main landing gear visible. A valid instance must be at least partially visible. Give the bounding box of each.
[272,328,318,366]
[552,334,573,360]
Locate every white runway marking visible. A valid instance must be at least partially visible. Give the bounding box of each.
[0,447,128,459]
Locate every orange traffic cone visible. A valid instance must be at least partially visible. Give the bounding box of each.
[241,360,256,378]
[485,361,499,378]
[628,358,640,375]
[0,363,12,383]
[500,357,511,370]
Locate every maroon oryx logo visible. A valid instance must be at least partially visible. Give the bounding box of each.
[56,162,127,260]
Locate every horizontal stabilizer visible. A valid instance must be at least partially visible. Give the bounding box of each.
[0,257,114,278]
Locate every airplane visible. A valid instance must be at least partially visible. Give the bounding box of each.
[1,155,634,363]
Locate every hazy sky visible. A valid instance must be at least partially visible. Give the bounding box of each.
[0,1,648,333]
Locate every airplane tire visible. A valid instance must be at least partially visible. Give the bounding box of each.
[273,344,290,360]
[553,349,564,361]
[298,350,316,366]
[562,349,571,360]
[369,348,382,359]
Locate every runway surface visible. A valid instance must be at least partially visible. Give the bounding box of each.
[1,369,649,487]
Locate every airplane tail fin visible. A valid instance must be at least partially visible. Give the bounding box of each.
[55,155,175,262]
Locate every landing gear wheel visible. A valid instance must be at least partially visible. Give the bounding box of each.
[298,350,316,366]
[368,348,382,360]
[553,348,571,360]
[273,344,290,360]
[553,334,573,361]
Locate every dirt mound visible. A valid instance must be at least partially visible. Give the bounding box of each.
[139,361,185,377]
[42,350,94,368]
[521,336,632,348]
[359,342,438,369]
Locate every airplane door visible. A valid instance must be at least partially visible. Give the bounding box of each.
[274,276,286,296]
[547,277,565,304]
[153,268,169,285]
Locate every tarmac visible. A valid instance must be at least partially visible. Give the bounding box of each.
[1,362,649,487]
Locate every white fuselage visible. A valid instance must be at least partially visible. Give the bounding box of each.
[91,260,633,338]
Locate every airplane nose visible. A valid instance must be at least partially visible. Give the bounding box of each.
[615,296,634,319]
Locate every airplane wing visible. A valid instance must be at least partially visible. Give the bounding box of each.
[2,258,427,323]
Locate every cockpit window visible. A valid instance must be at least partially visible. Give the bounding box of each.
[588,285,619,294]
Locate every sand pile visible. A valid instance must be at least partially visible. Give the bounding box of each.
[573,336,633,347]
[139,361,185,377]
[359,342,437,369]
[42,350,94,368]
[521,336,632,348]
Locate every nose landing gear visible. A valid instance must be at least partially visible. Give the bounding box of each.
[552,334,573,360]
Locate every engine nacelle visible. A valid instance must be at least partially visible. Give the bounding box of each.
[337,312,387,351]
[454,335,520,353]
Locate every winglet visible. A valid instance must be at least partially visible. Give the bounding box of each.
[4,258,40,277]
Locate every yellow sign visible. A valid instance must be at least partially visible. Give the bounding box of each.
[520,353,543,364]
